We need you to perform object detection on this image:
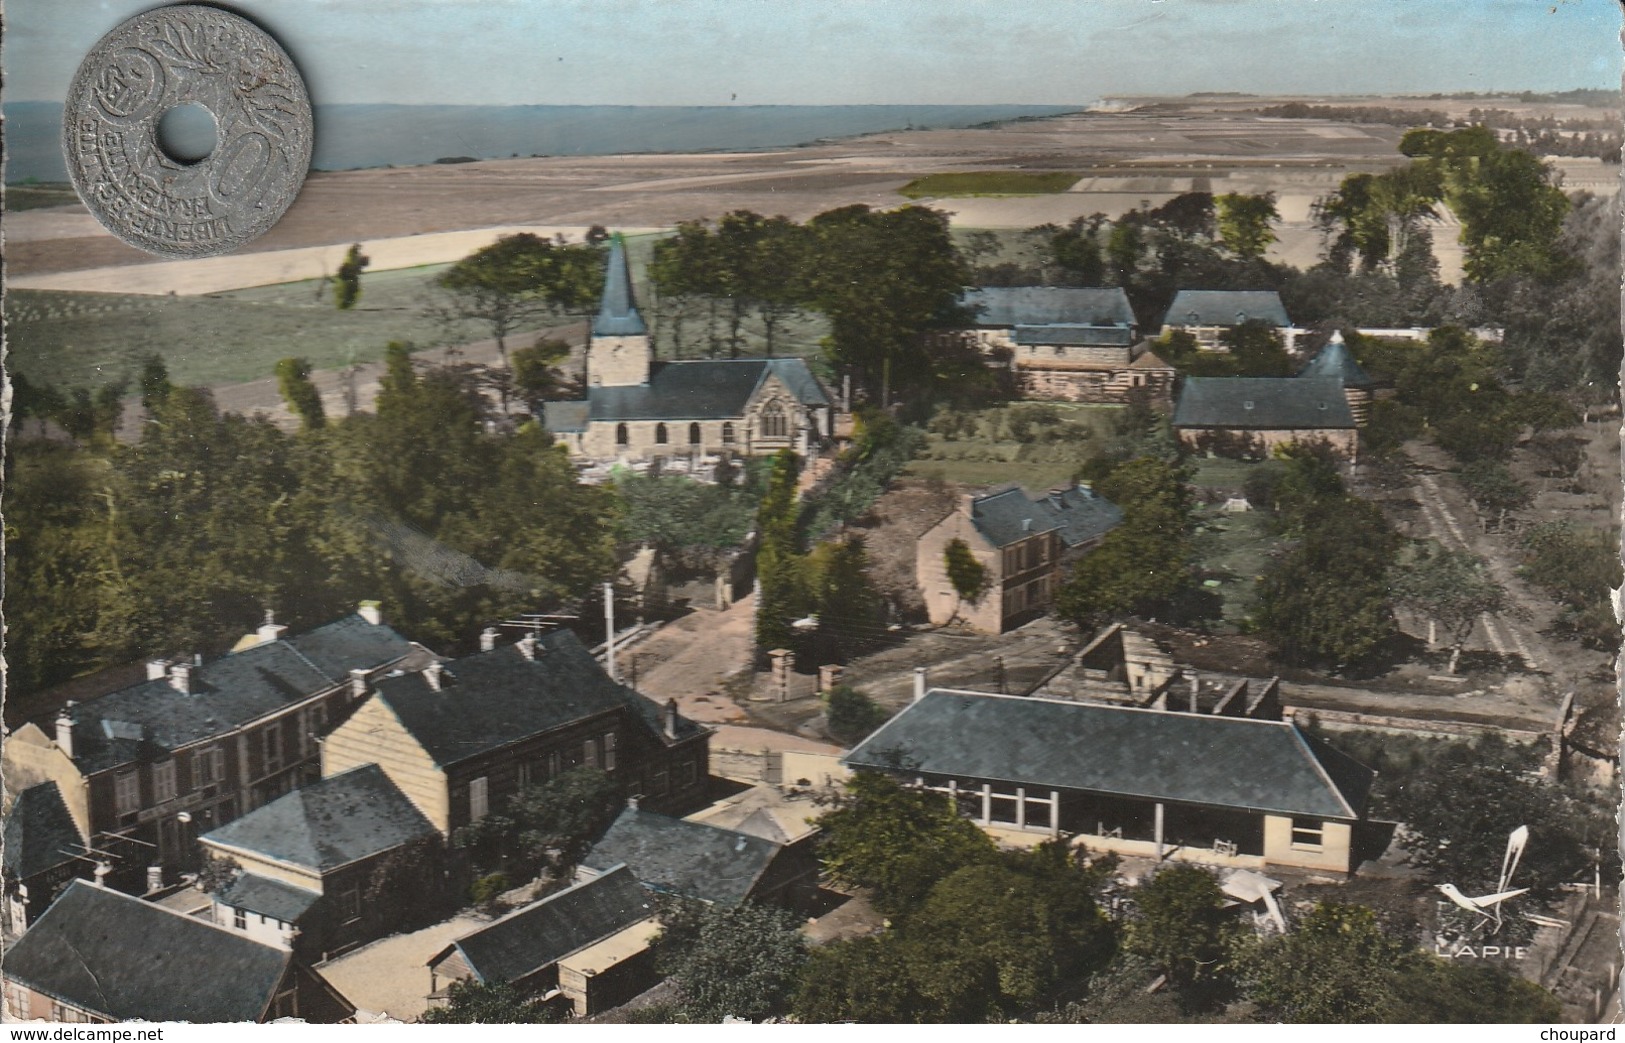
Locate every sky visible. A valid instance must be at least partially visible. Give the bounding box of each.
[5,0,1621,107]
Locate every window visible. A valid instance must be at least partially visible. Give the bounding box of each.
[153,760,177,804]
[114,771,141,817]
[273,988,298,1020]
[615,423,629,446]
[651,770,669,796]
[583,738,599,769]
[338,886,361,924]
[469,776,489,821]
[678,759,697,787]
[12,982,31,1020]
[688,422,702,445]
[548,750,562,779]
[655,423,668,444]
[263,725,282,771]
[1290,818,1324,849]
[603,732,618,772]
[721,422,735,444]
[306,701,327,738]
[234,907,247,930]
[517,761,532,789]
[760,401,788,439]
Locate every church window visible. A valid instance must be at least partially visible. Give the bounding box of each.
[721,422,735,444]
[689,422,702,445]
[761,401,787,439]
[615,423,629,446]
[655,423,668,445]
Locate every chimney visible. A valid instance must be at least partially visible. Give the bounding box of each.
[257,610,287,645]
[516,634,539,661]
[913,667,927,703]
[627,795,640,811]
[424,661,445,691]
[358,600,383,626]
[55,704,75,758]
[480,627,500,652]
[145,865,164,894]
[170,660,195,694]
[350,668,369,698]
[146,658,170,681]
[663,699,679,740]
[1188,671,1199,714]
[94,862,111,888]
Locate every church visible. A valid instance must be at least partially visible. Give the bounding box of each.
[542,236,837,469]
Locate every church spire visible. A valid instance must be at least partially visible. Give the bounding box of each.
[593,233,647,338]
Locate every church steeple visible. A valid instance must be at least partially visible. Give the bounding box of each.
[587,233,652,387]
[593,234,647,338]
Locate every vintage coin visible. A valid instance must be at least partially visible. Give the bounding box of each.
[62,5,313,258]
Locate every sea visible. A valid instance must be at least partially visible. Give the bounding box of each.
[6,102,1082,184]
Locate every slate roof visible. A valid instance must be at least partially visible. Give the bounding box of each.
[1012,324,1137,347]
[969,484,1124,550]
[4,880,308,1023]
[964,287,1136,328]
[3,782,85,882]
[542,399,590,434]
[201,764,437,872]
[844,690,1372,820]
[1297,333,1376,387]
[1163,290,1291,328]
[371,630,704,769]
[593,235,647,337]
[216,873,322,924]
[581,808,782,905]
[579,357,829,423]
[61,614,417,774]
[1172,377,1355,430]
[432,865,652,984]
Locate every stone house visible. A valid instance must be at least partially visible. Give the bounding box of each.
[578,804,820,911]
[2,782,90,936]
[0,607,434,882]
[844,688,1376,875]
[543,236,836,466]
[1,880,355,1023]
[916,483,1124,633]
[426,864,657,1018]
[1172,376,1358,459]
[1159,289,1297,351]
[198,763,446,961]
[956,286,1175,404]
[320,629,711,840]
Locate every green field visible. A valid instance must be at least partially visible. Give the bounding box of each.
[904,402,1120,490]
[900,171,1080,199]
[1186,457,1282,628]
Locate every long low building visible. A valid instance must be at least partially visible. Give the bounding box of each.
[843,688,1376,874]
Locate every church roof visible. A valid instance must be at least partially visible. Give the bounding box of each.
[584,358,829,422]
[593,235,647,338]
[964,287,1136,328]
[1163,290,1290,329]
[1297,332,1376,387]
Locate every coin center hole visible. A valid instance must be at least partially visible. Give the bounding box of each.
[156,103,218,164]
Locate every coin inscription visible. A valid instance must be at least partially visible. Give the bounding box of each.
[62,5,313,258]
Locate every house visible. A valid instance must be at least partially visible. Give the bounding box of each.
[1296,331,1379,426]
[2,782,90,935]
[916,483,1124,633]
[1159,289,1297,351]
[578,804,819,910]
[0,607,435,882]
[198,763,446,961]
[1,880,355,1023]
[542,236,837,468]
[956,286,1175,404]
[843,688,1376,874]
[1171,376,1358,459]
[427,864,658,1018]
[321,629,711,840]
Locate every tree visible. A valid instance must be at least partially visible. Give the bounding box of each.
[656,900,809,1023]
[943,537,988,617]
[1049,215,1106,285]
[792,934,928,1024]
[803,535,884,657]
[1215,192,1279,260]
[1219,320,1291,377]
[1256,496,1398,667]
[825,684,890,745]
[1239,902,1416,1023]
[453,767,623,879]
[420,979,562,1024]
[1124,865,1230,993]
[275,356,325,431]
[509,337,573,410]
[1388,543,1508,673]
[138,353,173,411]
[1057,457,1199,625]
[333,243,370,310]
[436,233,603,368]
[754,449,805,654]
[815,771,998,915]
[1458,460,1532,532]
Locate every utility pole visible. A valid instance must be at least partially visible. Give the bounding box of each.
[604,581,618,682]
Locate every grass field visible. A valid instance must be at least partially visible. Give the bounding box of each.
[903,402,1120,490]
[900,171,1080,199]
[1186,457,1281,629]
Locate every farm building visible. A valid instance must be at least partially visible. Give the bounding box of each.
[1159,289,1297,350]
[1172,376,1358,459]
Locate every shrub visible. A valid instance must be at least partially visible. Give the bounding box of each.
[470,872,510,908]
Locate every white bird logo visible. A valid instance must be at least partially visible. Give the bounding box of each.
[1436,825,1530,932]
